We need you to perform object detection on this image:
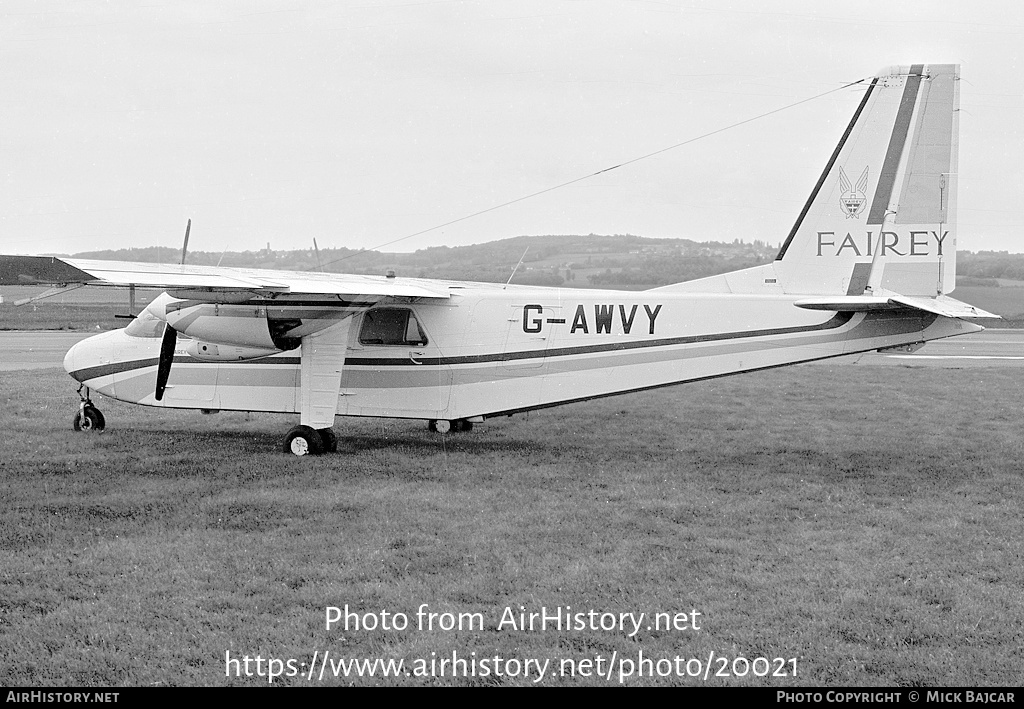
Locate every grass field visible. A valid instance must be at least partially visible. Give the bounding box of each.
[2,365,1022,686]
[0,287,162,332]
[950,286,1024,323]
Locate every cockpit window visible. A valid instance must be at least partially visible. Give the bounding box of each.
[358,308,428,346]
[124,310,165,339]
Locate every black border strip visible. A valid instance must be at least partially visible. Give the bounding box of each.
[775,79,878,260]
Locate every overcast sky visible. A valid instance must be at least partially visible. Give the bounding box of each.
[1,0,1021,257]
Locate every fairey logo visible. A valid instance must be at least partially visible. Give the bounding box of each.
[838,166,869,219]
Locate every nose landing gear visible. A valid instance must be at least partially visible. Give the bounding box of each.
[73,385,105,432]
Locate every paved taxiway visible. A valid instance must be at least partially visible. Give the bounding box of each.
[0,331,93,371]
[838,329,1024,367]
[1,329,1022,372]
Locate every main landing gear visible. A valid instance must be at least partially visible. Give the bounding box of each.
[427,419,474,433]
[72,385,105,432]
[282,425,338,456]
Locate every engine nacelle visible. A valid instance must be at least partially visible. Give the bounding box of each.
[168,303,281,348]
[145,292,347,351]
[185,340,282,362]
[146,294,298,350]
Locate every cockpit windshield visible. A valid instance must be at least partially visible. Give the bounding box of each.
[123,310,165,339]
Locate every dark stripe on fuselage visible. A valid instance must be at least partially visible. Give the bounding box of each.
[481,329,932,419]
[68,313,853,381]
[70,357,159,382]
[348,313,854,367]
[68,355,301,382]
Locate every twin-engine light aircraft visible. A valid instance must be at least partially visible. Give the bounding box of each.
[0,64,996,455]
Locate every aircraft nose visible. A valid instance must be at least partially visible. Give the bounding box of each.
[64,332,113,383]
[63,341,77,378]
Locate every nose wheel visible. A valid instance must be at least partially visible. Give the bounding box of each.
[73,386,105,432]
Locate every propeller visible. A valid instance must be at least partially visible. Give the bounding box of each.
[155,322,177,401]
[181,218,191,265]
[155,219,191,400]
[313,237,324,272]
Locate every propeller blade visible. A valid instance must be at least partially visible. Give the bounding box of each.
[155,323,177,401]
[313,238,324,272]
[180,218,191,265]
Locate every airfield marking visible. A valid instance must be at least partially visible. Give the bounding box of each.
[886,355,1024,360]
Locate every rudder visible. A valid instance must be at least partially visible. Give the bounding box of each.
[774,64,959,297]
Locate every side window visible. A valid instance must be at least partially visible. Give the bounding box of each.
[359,308,428,346]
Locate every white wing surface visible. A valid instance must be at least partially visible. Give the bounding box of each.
[0,255,451,300]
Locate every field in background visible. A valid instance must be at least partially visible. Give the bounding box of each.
[2,366,1022,686]
[0,286,163,331]
[947,285,1024,325]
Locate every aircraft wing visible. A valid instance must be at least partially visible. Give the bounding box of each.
[0,255,451,300]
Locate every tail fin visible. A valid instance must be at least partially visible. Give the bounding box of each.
[774,64,959,296]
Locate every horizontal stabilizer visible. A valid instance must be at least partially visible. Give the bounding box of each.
[794,294,999,318]
[890,295,999,319]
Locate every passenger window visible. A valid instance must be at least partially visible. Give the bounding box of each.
[359,308,428,346]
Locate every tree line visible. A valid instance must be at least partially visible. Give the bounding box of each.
[69,237,1024,288]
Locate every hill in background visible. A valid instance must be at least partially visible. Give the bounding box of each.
[68,234,780,288]
[6,234,1023,328]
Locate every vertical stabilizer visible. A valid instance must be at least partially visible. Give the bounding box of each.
[774,64,959,296]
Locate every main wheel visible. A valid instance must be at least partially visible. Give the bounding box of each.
[317,428,338,453]
[282,425,323,456]
[73,405,105,432]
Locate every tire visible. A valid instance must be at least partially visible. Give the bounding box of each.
[73,406,105,432]
[317,428,338,453]
[282,425,323,456]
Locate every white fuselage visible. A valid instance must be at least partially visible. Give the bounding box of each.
[63,281,979,421]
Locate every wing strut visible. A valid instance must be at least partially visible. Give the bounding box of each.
[299,319,352,430]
